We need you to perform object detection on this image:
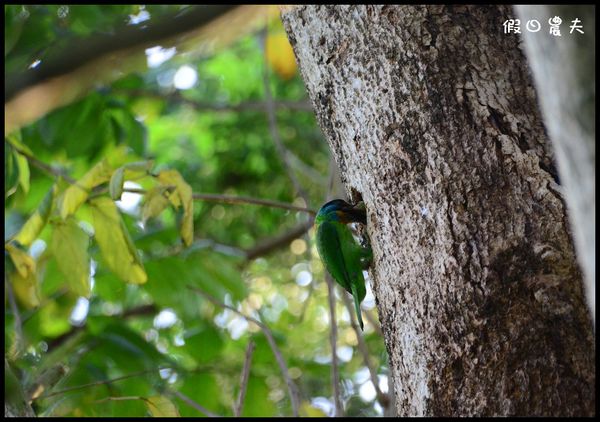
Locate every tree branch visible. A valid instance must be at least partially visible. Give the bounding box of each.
[8,142,76,184]
[187,285,300,416]
[130,187,315,214]
[117,187,316,215]
[170,390,219,417]
[5,6,236,102]
[38,368,164,400]
[191,192,315,215]
[244,220,314,260]
[5,6,277,135]
[234,340,255,417]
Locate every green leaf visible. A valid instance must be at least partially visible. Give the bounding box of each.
[6,130,33,155]
[92,271,126,302]
[143,251,246,319]
[242,376,273,416]
[109,167,124,200]
[50,217,91,297]
[123,160,154,177]
[95,323,169,371]
[5,142,19,199]
[194,251,247,301]
[182,325,224,365]
[14,150,30,193]
[90,197,147,284]
[145,396,180,417]
[178,373,220,417]
[109,160,154,203]
[109,107,147,155]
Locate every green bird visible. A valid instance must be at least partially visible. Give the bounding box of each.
[315,199,372,330]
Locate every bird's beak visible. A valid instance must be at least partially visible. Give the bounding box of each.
[342,201,367,225]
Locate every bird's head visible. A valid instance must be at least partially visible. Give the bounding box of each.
[316,199,367,225]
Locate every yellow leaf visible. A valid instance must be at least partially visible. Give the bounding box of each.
[145,396,180,417]
[266,32,297,80]
[11,267,40,309]
[90,197,147,284]
[13,185,56,247]
[6,244,40,308]
[51,218,91,297]
[6,243,35,278]
[141,187,170,223]
[157,169,194,246]
[157,170,181,208]
[58,159,113,219]
[38,300,72,337]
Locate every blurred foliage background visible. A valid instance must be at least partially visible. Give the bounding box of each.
[5,5,388,417]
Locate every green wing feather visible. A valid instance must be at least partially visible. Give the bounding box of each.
[316,220,366,329]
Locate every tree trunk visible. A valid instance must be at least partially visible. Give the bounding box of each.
[515,5,595,326]
[282,5,595,416]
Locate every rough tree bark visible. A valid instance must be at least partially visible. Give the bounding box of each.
[515,5,595,325]
[282,5,594,416]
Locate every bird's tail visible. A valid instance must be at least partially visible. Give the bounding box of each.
[351,284,364,330]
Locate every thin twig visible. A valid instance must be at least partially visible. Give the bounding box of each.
[325,274,343,416]
[170,390,219,417]
[39,368,166,399]
[146,237,246,261]
[234,340,256,417]
[5,275,25,358]
[260,27,310,205]
[187,285,300,416]
[9,143,76,184]
[119,187,316,215]
[192,192,315,215]
[341,292,389,407]
[94,395,143,404]
[244,220,314,260]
